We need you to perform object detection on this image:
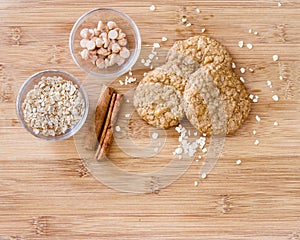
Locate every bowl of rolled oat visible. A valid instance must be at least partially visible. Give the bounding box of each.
[16,70,89,141]
[69,8,141,79]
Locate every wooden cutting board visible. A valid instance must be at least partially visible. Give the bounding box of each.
[1,0,300,239]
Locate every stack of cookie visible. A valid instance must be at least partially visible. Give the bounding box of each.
[134,35,251,136]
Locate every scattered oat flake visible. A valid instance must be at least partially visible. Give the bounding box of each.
[186,23,192,27]
[256,115,261,122]
[254,32,258,35]
[238,40,244,48]
[240,77,245,83]
[279,75,283,80]
[201,173,207,179]
[153,42,160,48]
[152,132,159,139]
[201,28,206,33]
[202,148,207,153]
[254,139,260,145]
[232,62,236,69]
[196,8,201,13]
[248,68,254,73]
[247,43,253,49]
[240,67,246,74]
[249,94,254,100]
[278,2,282,7]
[272,95,279,101]
[181,17,187,23]
[236,159,242,165]
[115,126,121,132]
[253,130,257,135]
[161,36,168,42]
[194,181,199,186]
[273,55,279,62]
[149,5,156,11]
[267,80,272,88]
[249,28,253,34]
[129,71,133,76]
[119,80,124,85]
[274,121,279,126]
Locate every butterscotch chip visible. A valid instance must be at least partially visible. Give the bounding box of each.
[167,35,232,77]
[183,67,251,136]
[133,82,184,129]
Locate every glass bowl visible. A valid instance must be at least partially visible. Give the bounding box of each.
[16,70,89,141]
[69,8,141,79]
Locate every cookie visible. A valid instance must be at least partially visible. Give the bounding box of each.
[167,35,232,76]
[141,64,186,92]
[134,81,184,129]
[183,67,251,135]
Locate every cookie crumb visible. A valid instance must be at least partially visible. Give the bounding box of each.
[201,28,206,33]
[274,121,279,126]
[115,126,121,132]
[246,43,253,49]
[279,75,283,80]
[236,159,242,165]
[249,28,253,34]
[201,173,207,179]
[278,2,282,7]
[181,17,187,23]
[248,68,254,73]
[254,139,260,145]
[186,23,192,27]
[125,113,130,118]
[232,62,236,69]
[267,80,272,88]
[194,180,199,186]
[256,115,261,122]
[253,129,257,135]
[196,8,201,13]
[240,77,245,83]
[254,31,258,35]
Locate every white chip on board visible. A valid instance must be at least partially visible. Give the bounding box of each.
[152,132,159,139]
[254,139,260,145]
[247,43,253,49]
[238,40,244,48]
[149,5,156,11]
[236,159,242,165]
[272,95,279,101]
[256,115,261,122]
[274,121,279,126]
[115,126,121,132]
[273,55,279,62]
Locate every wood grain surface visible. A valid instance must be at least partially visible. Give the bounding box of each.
[1,0,300,239]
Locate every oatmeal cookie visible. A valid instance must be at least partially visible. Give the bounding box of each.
[167,35,232,76]
[184,67,251,135]
[141,63,186,92]
[134,81,184,129]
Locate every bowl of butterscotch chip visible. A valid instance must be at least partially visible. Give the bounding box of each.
[69,8,141,79]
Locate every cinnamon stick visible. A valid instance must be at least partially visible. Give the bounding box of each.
[84,85,114,150]
[95,93,117,159]
[96,94,124,161]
